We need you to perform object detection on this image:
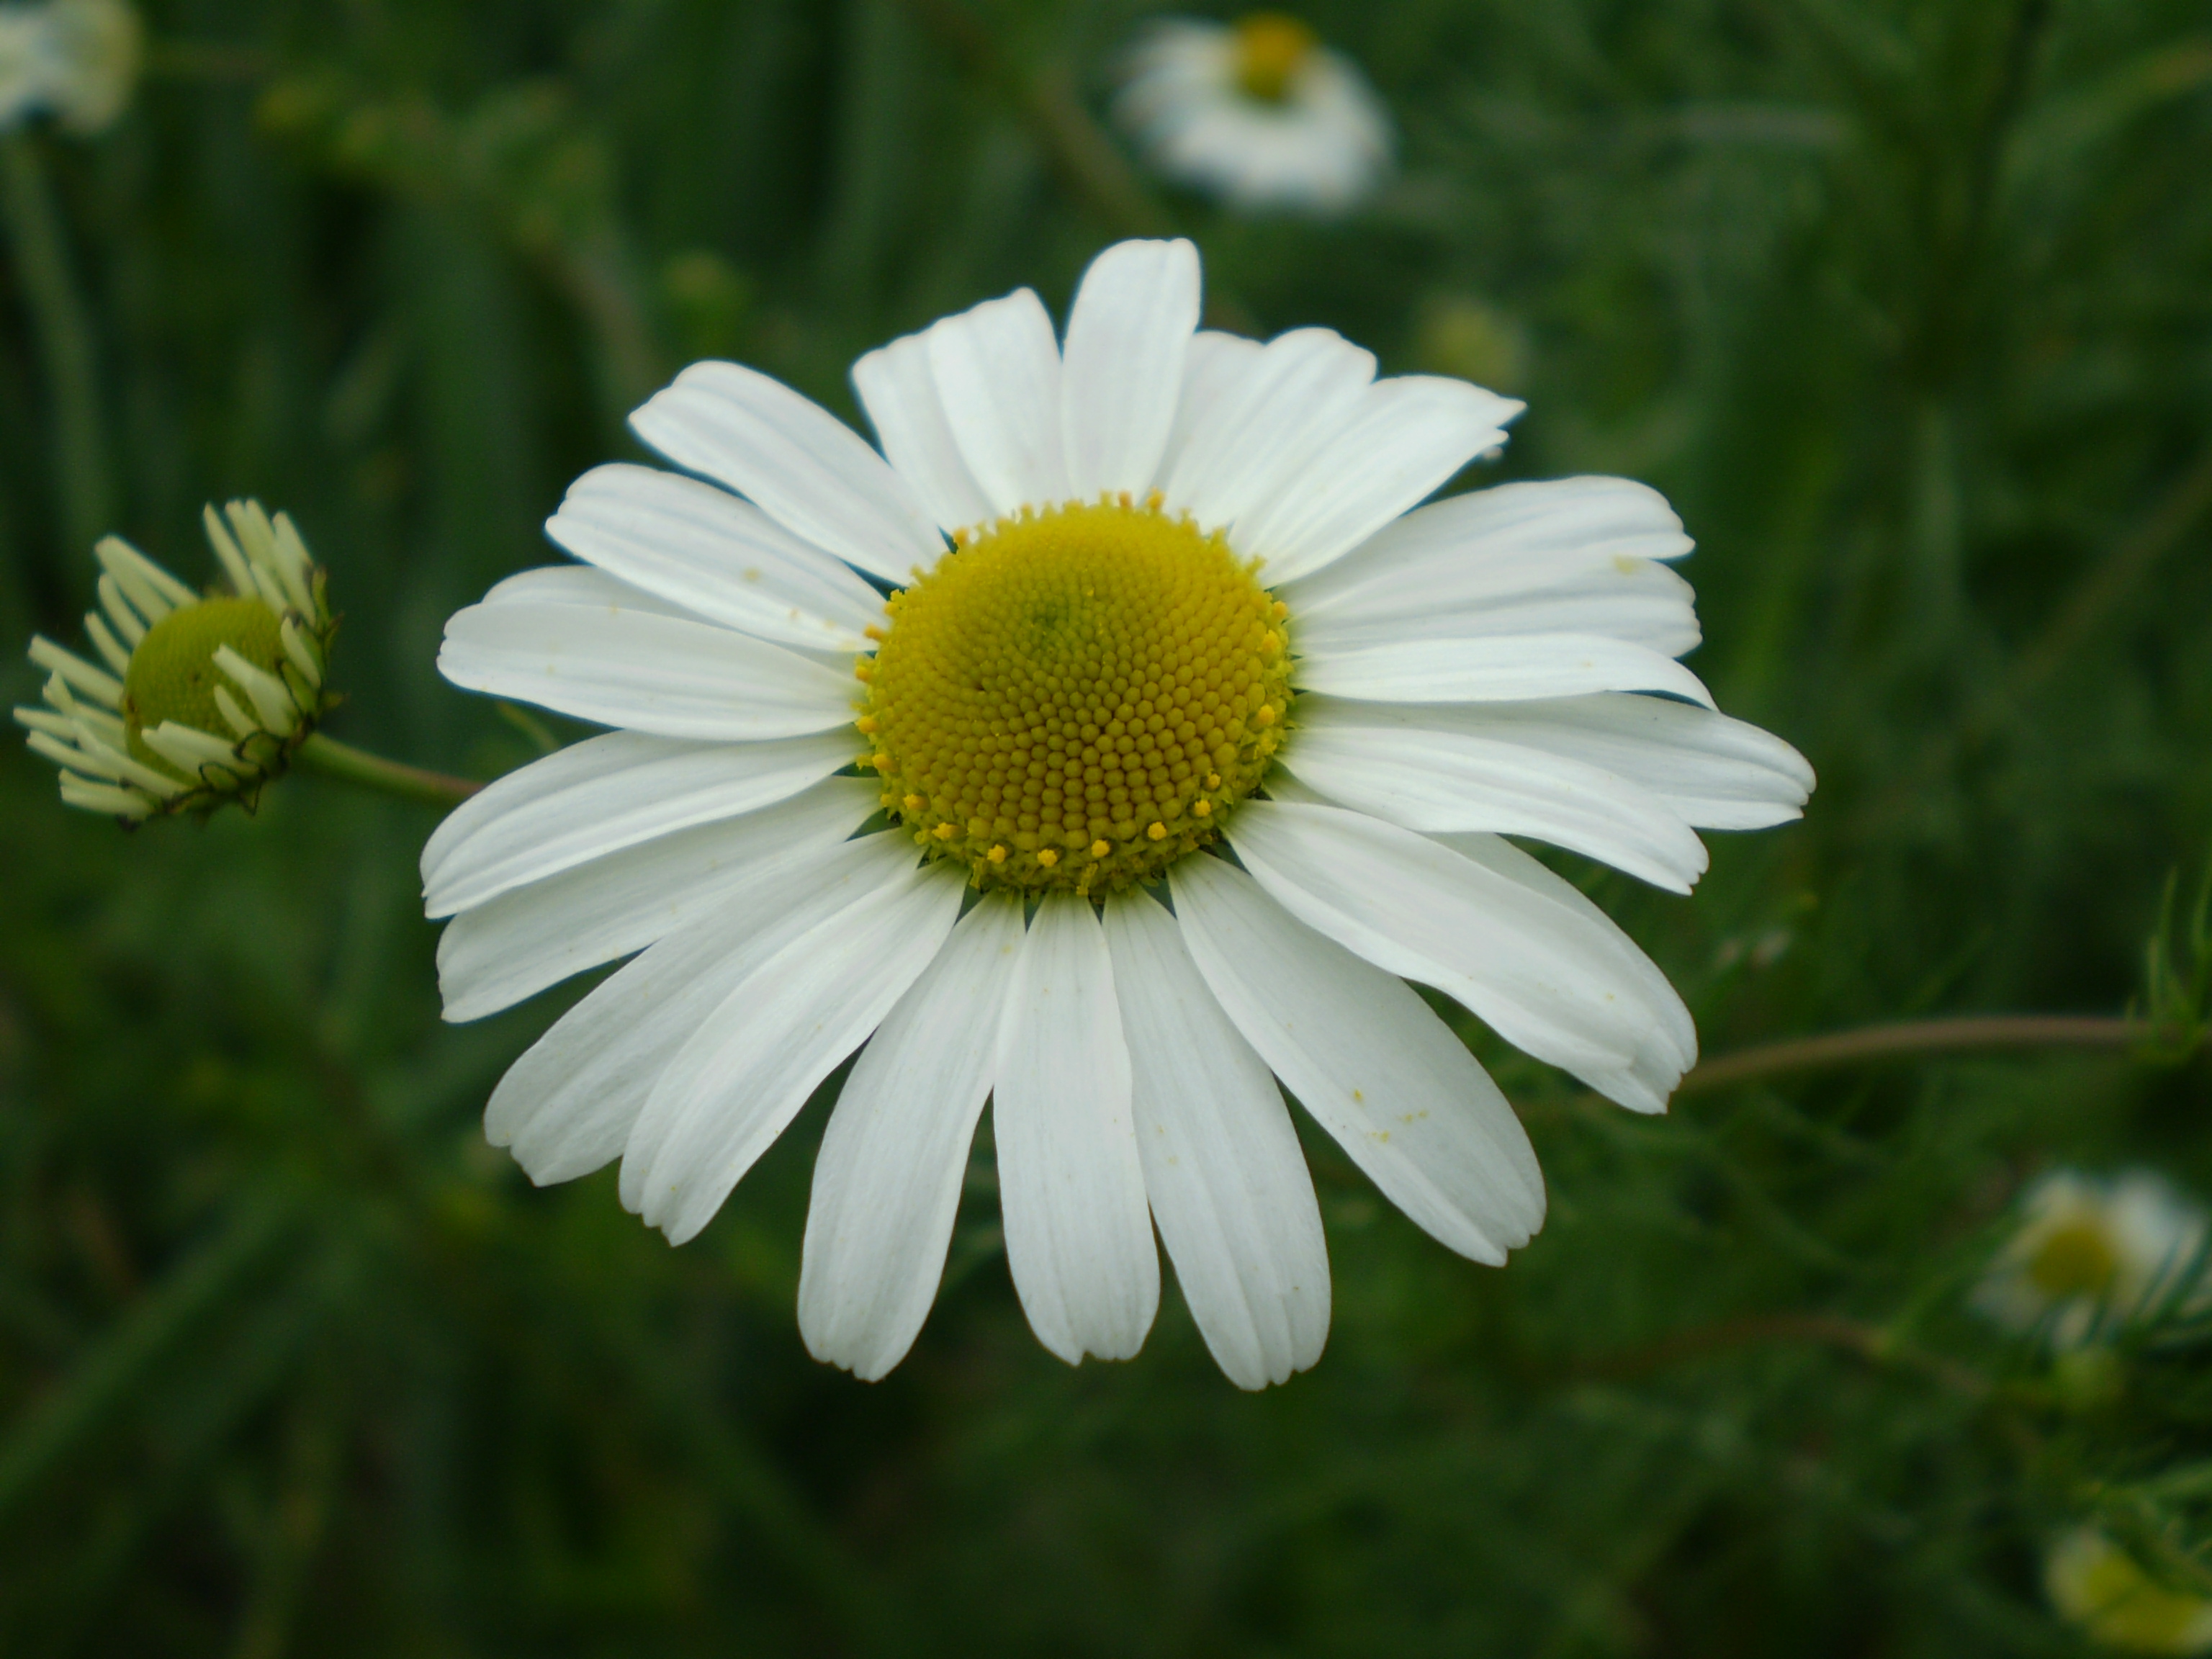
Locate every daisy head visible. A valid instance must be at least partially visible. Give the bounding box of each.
[1114,14,1393,215]
[0,0,140,135]
[1975,1169,2209,1349]
[16,503,336,821]
[2046,1527,2212,1655]
[426,238,1812,1388]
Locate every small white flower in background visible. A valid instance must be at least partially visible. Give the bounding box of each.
[2047,1527,2212,1655]
[425,237,1812,1388]
[14,503,336,819]
[1115,14,1392,215]
[1975,1169,2209,1349]
[0,0,140,135]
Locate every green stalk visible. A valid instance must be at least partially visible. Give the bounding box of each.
[295,732,480,807]
[0,130,115,557]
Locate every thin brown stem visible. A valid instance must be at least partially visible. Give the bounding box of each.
[1678,1013,2149,1096]
[1577,1312,1990,1398]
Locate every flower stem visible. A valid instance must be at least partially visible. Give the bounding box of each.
[0,132,115,558]
[1680,1013,2164,1097]
[295,734,480,807]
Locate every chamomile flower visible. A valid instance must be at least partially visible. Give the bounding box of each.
[0,0,140,135]
[2047,1527,2212,1655]
[426,238,1812,1388]
[1115,14,1392,215]
[15,503,336,819]
[1976,1169,2209,1349]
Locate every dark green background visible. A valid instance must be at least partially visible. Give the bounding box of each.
[4,1,2211,1652]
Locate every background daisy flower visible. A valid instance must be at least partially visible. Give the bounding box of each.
[1114,14,1393,215]
[424,236,1811,1389]
[1975,1169,2210,1349]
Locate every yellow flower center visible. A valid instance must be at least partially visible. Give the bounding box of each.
[2028,1220,2122,1300]
[1232,13,1316,104]
[858,497,1293,897]
[120,595,287,779]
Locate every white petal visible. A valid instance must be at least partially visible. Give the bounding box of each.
[1280,710,1709,893]
[422,729,855,917]
[1161,328,1262,475]
[1430,829,1700,1112]
[1294,558,1700,661]
[1293,631,1716,709]
[1160,326,1374,531]
[436,775,877,1022]
[1289,692,1813,832]
[477,563,695,617]
[1169,855,1543,1262]
[1103,891,1328,1389]
[925,288,1069,515]
[483,832,913,1186]
[1286,477,1694,622]
[1233,376,1524,584]
[624,860,966,1244]
[439,576,857,742]
[628,359,943,583]
[799,896,1026,1380]
[993,894,1158,1364]
[546,464,888,653]
[1059,238,1201,500]
[1226,801,1695,1112]
[851,332,997,536]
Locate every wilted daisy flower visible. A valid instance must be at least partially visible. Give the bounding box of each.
[1976,1169,2209,1349]
[426,237,1812,1388]
[1115,14,1392,215]
[2047,1527,2212,1655]
[15,503,336,819]
[0,0,140,135]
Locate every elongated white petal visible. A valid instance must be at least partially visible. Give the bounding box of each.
[1431,829,1699,1110]
[436,775,876,1022]
[1228,801,1695,1111]
[926,288,1070,516]
[1060,238,1200,500]
[484,832,912,1185]
[1295,559,1699,661]
[28,637,122,707]
[1294,631,1716,709]
[799,896,1026,1379]
[1161,326,1375,531]
[84,613,130,676]
[629,359,943,583]
[439,582,855,742]
[1104,891,1328,1389]
[852,331,997,536]
[1285,477,1695,621]
[624,860,966,1244]
[1169,855,1544,1262]
[1289,692,1813,832]
[1234,376,1522,584]
[422,729,855,917]
[994,893,1157,1364]
[547,464,888,654]
[1280,712,1709,892]
[1159,328,1261,480]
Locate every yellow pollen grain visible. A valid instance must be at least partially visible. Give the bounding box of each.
[858,497,1294,896]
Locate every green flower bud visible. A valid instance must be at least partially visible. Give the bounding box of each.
[14,501,338,820]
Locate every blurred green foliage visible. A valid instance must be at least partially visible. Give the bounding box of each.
[4,0,2212,1652]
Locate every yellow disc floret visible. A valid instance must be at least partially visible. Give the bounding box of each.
[860,495,1293,896]
[120,595,287,780]
[1233,13,1317,104]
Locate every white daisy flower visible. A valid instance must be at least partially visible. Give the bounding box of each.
[1114,14,1393,215]
[0,0,140,135]
[1976,1169,2209,1349]
[15,502,336,820]
[2047,1527,2212,1655]
[426,238,1812,1388]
